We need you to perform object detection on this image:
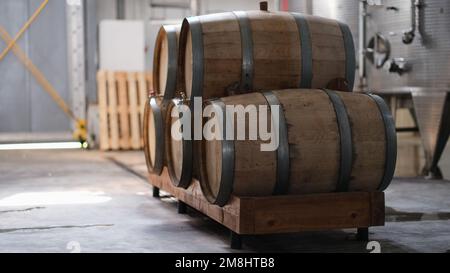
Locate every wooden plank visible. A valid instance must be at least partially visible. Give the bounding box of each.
[97,70,109,150]
[242,193,370,234]
[127,72,141,150]
[149,169,240,232]
[106,71,120,150]
[116,72,130,150]
[137,72,148,117]
[370,192,385,226]
[148,168,385,235]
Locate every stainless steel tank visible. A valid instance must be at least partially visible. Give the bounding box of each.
[309,0,450,90]
[303,0,450,179]
[364,0,450,91]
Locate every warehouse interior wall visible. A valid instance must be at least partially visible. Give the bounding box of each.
[91,0,281,81]
[0,0,71,136]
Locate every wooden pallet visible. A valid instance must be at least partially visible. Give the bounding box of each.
[97,70,152,150]
[148,168,385,249]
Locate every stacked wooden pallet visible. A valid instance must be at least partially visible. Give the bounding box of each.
[97,70,152,151]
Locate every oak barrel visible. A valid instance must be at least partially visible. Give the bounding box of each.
[153,24,182,99]
[164,98,193,188]
[180,10,356,100]
[145,24,181,174]
[197,89,396,206]
[143,96,168,175]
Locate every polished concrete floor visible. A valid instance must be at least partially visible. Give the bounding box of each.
[0,149,449,253]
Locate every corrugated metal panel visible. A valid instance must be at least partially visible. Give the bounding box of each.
[310,0,450,91]
[0,0,31,132]
[366,0,450,90]
[0,0,71,134]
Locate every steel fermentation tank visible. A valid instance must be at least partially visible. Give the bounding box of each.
[303,0,450,178]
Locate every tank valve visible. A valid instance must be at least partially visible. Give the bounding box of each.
[385,58,411,75]
[402,30,415,44]
[402,0,423,44]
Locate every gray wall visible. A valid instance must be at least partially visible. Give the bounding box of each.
[85,0,99,104]
[0,0,70,133]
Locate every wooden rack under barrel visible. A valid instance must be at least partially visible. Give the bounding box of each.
[148,168,385,249]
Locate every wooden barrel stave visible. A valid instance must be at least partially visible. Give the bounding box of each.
[248,11,301,90]
[222,93,277,197]
[273,90,341,194]
[336,92,386,192]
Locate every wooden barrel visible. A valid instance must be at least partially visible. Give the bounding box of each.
[197,89,396,206]
[179,10,356,100]
[143,96,168,175]
[153,24,181,99]
[164,98,193,188]
[145,24,181,174]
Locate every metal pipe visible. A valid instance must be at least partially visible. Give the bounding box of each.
[190,0,199,16]
[150,1,190,10]
[117,0,125,19]
[304,0,313,14]
[272,0,280,11]
[358,0,368,91]
[402,0,422,44]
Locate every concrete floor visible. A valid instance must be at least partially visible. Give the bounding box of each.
[0,149,449,253]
